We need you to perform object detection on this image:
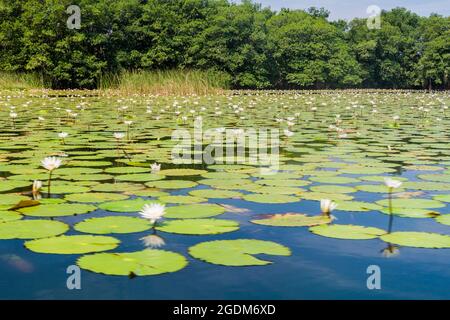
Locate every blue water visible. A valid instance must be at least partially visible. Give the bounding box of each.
[1,187,449,300]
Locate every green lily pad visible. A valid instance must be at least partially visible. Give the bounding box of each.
[418,174,450,183]
[18,203,97,217]
[156,218,239,235]
[300,192,354,201]
[115,174,165,182]
[48,184,91,194]
[335,201,383,212]
[99,198,161,213]
[189,239,291,266]
[380,207,440,218]
[165,204,225,219]
[158,169,207,176]
[92,183,145,192]
[380,232,450,248]
[243,193,298,203]
[188,189,243,199]
[356,184,404,193]
[310,224,385,240]
[104,167,151,174]
[433,194,450,203]
[0,194,29,205]
[251,213,331,227]
[77,249,188,276]
[25,235,120,254]
[0,210,23,222]
[74,216,151,234]
[309,176,360,184]
[435,215,450,226]
[159,195,206,204]
[65,192,129,203]
[310,185,357,194]
[375,198,445,209]
[0,180,31,192]
[145,180,198,189]
[0,220,68,239]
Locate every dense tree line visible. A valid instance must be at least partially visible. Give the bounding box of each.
[0,0,448,89]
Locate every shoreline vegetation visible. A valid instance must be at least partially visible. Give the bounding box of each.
[0,1,449,92]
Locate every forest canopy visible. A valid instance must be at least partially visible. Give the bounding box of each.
[0,0,448,90]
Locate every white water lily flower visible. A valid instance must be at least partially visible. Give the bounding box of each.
[38,116,45,121]
[114,132,125,139]
[141,234,165,248]
[384,178,403,189]
[139,203,166,223]
[151,163,161,172]
[320,199,338,214]
[41,157,62,171]
[393,115,400,121]
[58,132,68,139]
[32,180,42,193]
[124,120,133,126]
[10,112,17,118]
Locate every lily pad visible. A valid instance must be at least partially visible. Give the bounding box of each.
[99,199,161,213]
[251,213,331,227]
[375,198,445,209]
[146,180,198,189]
[188,239,291,266]
[309,224,385,240]
[165,204,225,219]
[158,169,207,176]
[25,235,120,254]
[65,192,129,203]
[77,249,188,276]
[188,189,243,199]
[74,216,151,234]
[0,210,23,222]
[243,193,298,203]
[18,203,96,217]
[435,215,450,226]
[156,218,239,235]
[0,220,68,239]
[380,232,450,248]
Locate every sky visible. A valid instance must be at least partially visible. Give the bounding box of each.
[235,0,450,20]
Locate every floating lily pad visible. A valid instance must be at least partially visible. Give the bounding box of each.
[0,180,31,192]
[159,195,207,204]
[251,213,331,227]
[0,194,29,205]
[115,174,165,182]
[435,215,450,226]
[92,183,145,192]
[99,199,161,213]
[0,220,68,239]
[0,210,23,222]
[65,192,129,203]
[310,185,357,194]
[309,176,360,184]
[375,198,445,209]
[146,180,198,189]
[104,167,151,174]
[335,201,383,212]
[433,194,450,203]
[48,184,91,194]
[77,249,188,276]
[18,203,97,217]
[165,204,225,219]
[309,224,385,240]
[300,192,354,201]
[25,235,120,254]
[380,232,450,248]
[356,184,404,193]
[188,239,291,266]
[74,216,151,234]
[188,189,243,199]
[158,169,207,176]
[380,207,440,218]
[156,218,239,235]
[243,193,298,203]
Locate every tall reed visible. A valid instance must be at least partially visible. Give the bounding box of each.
[99,69,230,95]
